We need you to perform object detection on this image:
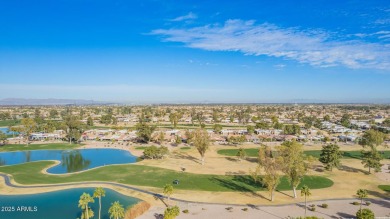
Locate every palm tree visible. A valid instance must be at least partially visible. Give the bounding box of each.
[108,201,125,219]
[356,189,368,212]
[163,184,174,205]
[93,187,106,219]
[301,185,311,218]
[78,193,95,219]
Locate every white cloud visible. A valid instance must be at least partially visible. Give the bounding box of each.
[151,19,390,70]
[374,18,390,25]
[169,12,197,22]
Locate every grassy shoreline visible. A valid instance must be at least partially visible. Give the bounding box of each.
[217,148,390,159]
[0,143,80,152]
[0,161,333,192]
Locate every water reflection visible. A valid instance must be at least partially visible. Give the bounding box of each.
[24,151,31,162]
[0,157,5,166]
[61,151,91,173]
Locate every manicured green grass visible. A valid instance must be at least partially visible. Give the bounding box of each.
[0,119,20,127]
[378,185,390,192]
[0,161,333,192]
[305,150,390,160]
[180,147,191,150]
[134,146,148,150]
[0,143,79,152]
[218,149,390,160]
[218,148,259,157]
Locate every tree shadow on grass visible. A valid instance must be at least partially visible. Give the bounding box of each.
[367,190,390,201]
[276,189,294,198]
[245,157,259,163]
[210,175,269,201]
[225,157,238,162]
[172,152,201,164]
[336,212,355,218]
[339,164,368,174]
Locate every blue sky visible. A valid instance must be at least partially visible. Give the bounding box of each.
[0,0,390,103]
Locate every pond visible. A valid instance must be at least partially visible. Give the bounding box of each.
[0,127,18,136]
[0,187,139,219]
[0,149,137,174]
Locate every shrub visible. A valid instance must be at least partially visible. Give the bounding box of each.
[352,201,360,205]
[125,201,151,219]
[365,201,371,206]
[356,208,375,219]
[242,208,248,211]
[182,209,189,214]
[309,206,316,211]
[164,206,180,219]
[321,203,328,208]
[225,207,233,211]
[143,146,169,159]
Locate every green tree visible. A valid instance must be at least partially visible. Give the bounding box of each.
[21,118,37,145]
[0,131,7,145]
[255,121,269,129]
[143,146,169,159]
[319,144,343,171]
[135,122,156,143]
[359,130,386,148]
[163,184,174,204]
[49,109,59,118]
[169,112,179,129]
[382,118,390,127]
[236,147,247,161]
[157,131,165,144]
[356,189,368,212]
[301,185,311,218]
[192,128,210,165]
[213,124,223,133]
[278,141,309,198]
[175,135,181,145]
[323,115,330,121]
[112,117,118,125]
[78,193,95,219]
[356,208,374,219]
[108,201,125,219]
[93,187,106,219]
[100,114,113,125]
[359,130,385,173]
[81,208,94,219]
[247,125,255,134]
[87,116,94,126]
[258,146,282,202]
[340,114,351,128]
[164,206,180,219]
[361,149,382,173]
[64,115,83,144]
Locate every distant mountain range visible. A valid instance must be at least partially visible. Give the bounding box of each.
[0,98,111,106]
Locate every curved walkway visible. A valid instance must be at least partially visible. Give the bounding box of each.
[1,173,389,208]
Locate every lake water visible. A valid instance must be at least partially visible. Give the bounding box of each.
[0,127,18,135]
[0,187,139,219]
[0,149,137,174]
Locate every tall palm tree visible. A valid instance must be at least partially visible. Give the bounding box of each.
[78,193,95,219]
[301,185,311,218]
[93,187,106,219]
[108,201,125,219]
[356,189,368,212]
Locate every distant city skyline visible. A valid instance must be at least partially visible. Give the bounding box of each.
[1,0,390,103]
